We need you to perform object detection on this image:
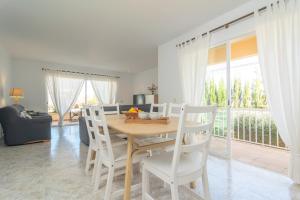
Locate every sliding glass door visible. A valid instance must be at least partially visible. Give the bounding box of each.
[230,36,286,149]
[204,34,286,158]
[204,43,231,158]
[204,34,271,158]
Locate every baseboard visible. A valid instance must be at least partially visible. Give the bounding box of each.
[25,140,50,144]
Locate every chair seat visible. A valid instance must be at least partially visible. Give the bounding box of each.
[143,151,203,179]
[101,143,148,164]
[109,128,128,139]
[135,137,175,147]
[90,134,127,150]
[111,135,127,146]
[112,144,129,161]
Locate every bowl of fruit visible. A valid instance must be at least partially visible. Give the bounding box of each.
[124,107,142,119]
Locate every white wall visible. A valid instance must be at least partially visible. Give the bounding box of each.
[11,58,134,112]
[158,1,257,104]
[133,68,158,95]
[0,46,11,107]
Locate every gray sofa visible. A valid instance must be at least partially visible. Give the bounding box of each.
[79,104,151,146]
[0,105,52,146]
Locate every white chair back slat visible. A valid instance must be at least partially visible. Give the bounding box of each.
[167,103,182,117]
[184,105,216,114]
[171,105,217,177]
[183,123,212,134]
[150,103,167,117]
[180,137,210,153]
[102,103,120,116]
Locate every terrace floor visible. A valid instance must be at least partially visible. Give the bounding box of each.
[210,137,289,175]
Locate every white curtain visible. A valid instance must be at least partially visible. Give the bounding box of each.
[46,72,85,126]
[255,0,300,183]
[91,78,117,104]
[178,35,210,105]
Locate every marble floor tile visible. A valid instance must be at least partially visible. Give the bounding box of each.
[0,125,299,200]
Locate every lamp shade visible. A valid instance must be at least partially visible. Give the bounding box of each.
[9,88,24,98]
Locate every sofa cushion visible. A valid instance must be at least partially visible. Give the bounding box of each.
[20,111,32,119]
[11,104,25,114]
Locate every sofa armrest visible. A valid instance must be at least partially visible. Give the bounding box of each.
[20,116,52,123]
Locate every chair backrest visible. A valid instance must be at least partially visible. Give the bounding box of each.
[90,105,115,162]
[167,103,183,117]
[150,103,167,117]
[171,105,217,177]
[82,105,97,146]
[102,103,120,116]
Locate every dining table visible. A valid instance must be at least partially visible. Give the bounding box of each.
[106,114,180,200]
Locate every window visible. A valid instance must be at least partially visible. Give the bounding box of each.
[47,80,99,113]
[204,35,265,108]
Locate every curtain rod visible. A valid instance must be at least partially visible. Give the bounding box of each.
[42,67,120,79]
[176,5,269,47]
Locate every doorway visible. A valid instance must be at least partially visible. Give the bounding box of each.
[47,80,99,126]
[204,34,287,164]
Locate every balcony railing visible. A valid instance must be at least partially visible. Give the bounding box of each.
[212,108,287,149]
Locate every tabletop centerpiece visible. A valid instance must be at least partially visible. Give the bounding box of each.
[123,107,169,124]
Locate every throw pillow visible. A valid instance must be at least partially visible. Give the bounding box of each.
[20,111,32,119]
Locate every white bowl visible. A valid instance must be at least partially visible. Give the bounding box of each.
[138,112,149,119]
[149,113,160,120]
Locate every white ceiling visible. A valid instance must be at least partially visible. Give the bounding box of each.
[0,0,249,72]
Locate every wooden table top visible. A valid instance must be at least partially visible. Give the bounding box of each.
[106,115,179,136]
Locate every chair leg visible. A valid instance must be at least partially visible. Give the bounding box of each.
[104,165,115,200]
[202,167,210,200]
[142,166,150,200]
[170,183,179,200]
[93,157,103,191]
[92,150,99,183]
[85,147,93,175]
[148,150,153,157]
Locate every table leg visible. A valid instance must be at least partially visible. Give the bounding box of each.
[124,135,134,200]
[190,182,196,189]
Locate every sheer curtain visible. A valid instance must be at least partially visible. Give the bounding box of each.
[91,78,117,104]
[255,0,300,183]
[178,35,210,146]
[46,72,85,126]
[178,35,210,106]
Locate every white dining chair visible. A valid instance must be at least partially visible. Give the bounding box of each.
[83,105,126,180]
[135,103,173,154]
[91,105,149,200]
[167,103,183,118]
[142,105,217,200]
[102,103,120,116]
[150,103,167,117]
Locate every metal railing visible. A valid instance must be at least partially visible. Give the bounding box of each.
[212,108,287,149]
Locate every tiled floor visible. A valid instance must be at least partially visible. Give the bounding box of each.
[51,120,79,126]
[0,125,299,200]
